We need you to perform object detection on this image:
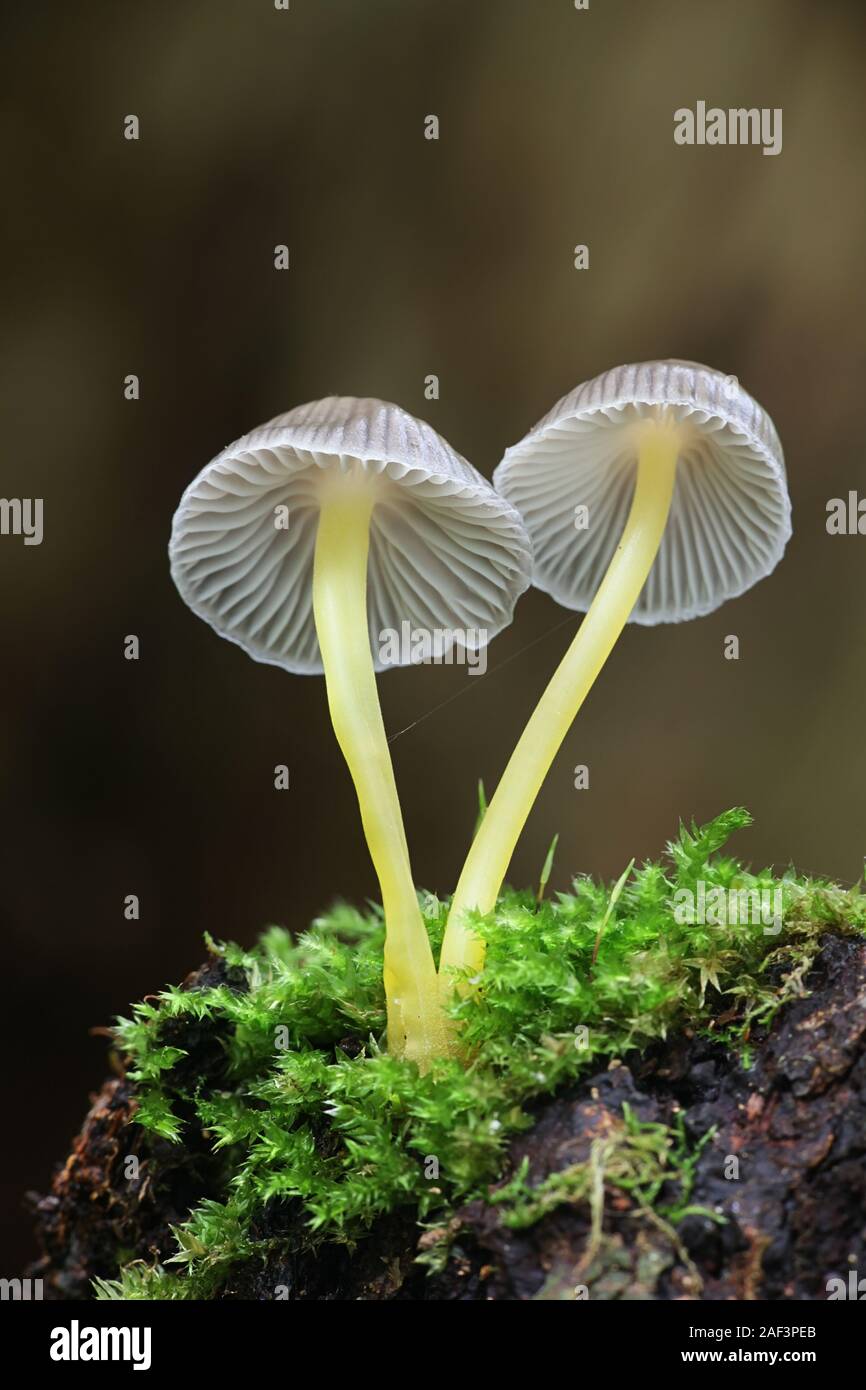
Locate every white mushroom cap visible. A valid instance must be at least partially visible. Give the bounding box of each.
[170,397,532,674]
[493,361,791,624]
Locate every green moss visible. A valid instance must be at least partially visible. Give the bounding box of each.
[98,808,865,1300]
[488,1104,719,1233]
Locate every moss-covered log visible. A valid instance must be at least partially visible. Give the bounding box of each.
[29,811,866,1301]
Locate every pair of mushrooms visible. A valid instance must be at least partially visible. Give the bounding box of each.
[170,361,791,1067]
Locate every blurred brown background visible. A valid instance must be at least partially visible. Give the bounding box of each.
[2,0,865,1270]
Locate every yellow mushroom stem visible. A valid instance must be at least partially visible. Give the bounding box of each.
[312,477,446,1067]
[439,419,682,987]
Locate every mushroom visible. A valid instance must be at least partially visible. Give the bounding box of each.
[169,396,531,1065]
[439,360,791,981]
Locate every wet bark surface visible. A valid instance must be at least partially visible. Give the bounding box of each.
[29,935,866,1300]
